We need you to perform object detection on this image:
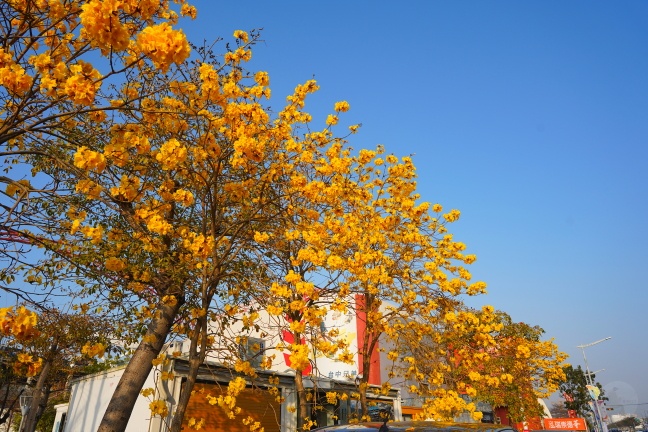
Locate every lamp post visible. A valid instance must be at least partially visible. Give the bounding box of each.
[577,337,611,432]
[584,369,605,381]
[18,390,32,432]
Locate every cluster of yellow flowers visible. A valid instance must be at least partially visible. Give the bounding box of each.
[156,138,188,170]
[185,417,205,430]
[4,179,31,198]
[81,342,106,358]
[80,225,104,245]
[0,48,32,94]
[110,175,141,202]
[13,353,43,377]
[105,257,127,272]
[288,344,311,371]
[107,124,151,164]
[136,23,191,73]
[74,146,107,172]
[0,306,40,341]
[206,377,247,419]
[149,399,169,418]
[79,0,132,52]
[61,62,103,105]
[0,306,43,377]
[420,390,482,421]
[241,416,263,431]
[75,179,103,199]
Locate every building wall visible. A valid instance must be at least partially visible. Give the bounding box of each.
[209,300,362,383]
[52,404,68,432]
[58,295,405,431]
[61,367,155,432]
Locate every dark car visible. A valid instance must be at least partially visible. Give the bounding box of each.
[311,421,519,432]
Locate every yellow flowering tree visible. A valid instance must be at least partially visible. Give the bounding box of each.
[465,311,568,422]
[18,27,365,431]
[310,149,487,420]
[0,0,193,311]
[245,114,489,425]
[0,1,228,430]
[243,97,364,429]
[22,34,284,432]
[385,303,502,420]
[390,306,567,422]
[159,39,344,432]
[17,308,116,432]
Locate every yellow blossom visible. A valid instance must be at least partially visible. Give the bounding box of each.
[325,114,338,126]
[254,231,270,243]
[105,257,126,272]
[334,101,350,112]
[136,23,190,72]
[149,399,168,417]
[233,30,249,43]
[74,146,106,172]
[81,342,106,358]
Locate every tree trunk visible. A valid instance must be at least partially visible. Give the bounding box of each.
[168,313,208,432]
[98,297,182,432]
[359,365,370,421]
[359,294,377,421]
[295,370,308,430]
[21,356,53,432]
[168,355,202,432]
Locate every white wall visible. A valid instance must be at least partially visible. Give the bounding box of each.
[210,300,361,380]
[62,367,156,432]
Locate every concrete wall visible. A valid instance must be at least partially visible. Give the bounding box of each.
[62,367,156,432]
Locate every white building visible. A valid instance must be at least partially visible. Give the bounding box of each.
[52,299,404,431]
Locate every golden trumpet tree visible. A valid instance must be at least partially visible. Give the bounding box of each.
[391,306,567,422]
[313,150,487,420]
[247,128,490,426]
[466,311,567,422]
[164,69,361,432]
[19,28,369,432]
[0,2,195,429]
[387,304,505,420]
[17,308,116,432]
[245,118,364,429]
[0,0,194,387]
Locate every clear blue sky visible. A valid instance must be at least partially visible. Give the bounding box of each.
[181,1,648,414]
[182,0,648,412]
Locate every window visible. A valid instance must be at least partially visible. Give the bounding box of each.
[239,337,265,369]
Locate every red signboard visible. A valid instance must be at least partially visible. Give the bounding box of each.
[543,418,587,430]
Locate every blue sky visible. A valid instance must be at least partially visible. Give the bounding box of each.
[181,1,648,413]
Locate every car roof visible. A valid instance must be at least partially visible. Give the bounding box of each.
[312,421,519,432]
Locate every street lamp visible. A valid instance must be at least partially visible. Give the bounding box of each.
[577,337,612,432]
[585,369,605,380]
[18,390,32,432]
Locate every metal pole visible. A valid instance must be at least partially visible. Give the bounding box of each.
[577,338,611,432]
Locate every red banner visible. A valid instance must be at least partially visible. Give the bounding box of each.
[543,418,587,430]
